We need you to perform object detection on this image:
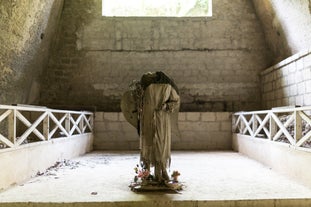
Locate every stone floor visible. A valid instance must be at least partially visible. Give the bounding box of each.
[1,151,311,207]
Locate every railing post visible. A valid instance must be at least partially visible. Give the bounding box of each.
[43,113,49,140]
[8,109,16,144]
[65,113,71,136]
[295,111,302,145]
[269,112,276,140]
[252,114,258,138]
[79,114,84,133]
[240,115,245,134]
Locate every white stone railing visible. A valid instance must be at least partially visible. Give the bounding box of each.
[0,104,93,149]
[232,106,311,149]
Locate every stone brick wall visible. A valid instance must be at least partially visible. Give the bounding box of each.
[0,0,64,105]
[261,49,311,109]
[94,112,232,150]
[253,0,311,64]
[41,0,271,112]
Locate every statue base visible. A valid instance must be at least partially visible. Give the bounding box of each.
[129,180,183,193]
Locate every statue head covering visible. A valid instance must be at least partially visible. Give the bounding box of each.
[121,71,180,138]
[140,71,179,95]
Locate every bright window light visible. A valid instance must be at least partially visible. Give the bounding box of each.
[102,0,212,17]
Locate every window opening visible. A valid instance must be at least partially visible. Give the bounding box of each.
[102,0,212,17]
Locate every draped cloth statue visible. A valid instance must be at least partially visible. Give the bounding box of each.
[121,71,180,186]
[140,74,180,182]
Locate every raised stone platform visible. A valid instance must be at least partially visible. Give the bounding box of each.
[1,151,311,207]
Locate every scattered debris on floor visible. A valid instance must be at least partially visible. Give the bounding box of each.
[36,159,80,176]
[3,152,311,202]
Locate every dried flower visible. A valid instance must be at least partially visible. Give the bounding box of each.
[171,170,180,177]
[138,169,150,178]
[133,163,152,182]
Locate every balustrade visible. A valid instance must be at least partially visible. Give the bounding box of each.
[0,105,93,149]
[233,106,311,149]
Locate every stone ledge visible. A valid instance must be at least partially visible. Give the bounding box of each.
[261,49,311,76]
[2,198,311,207]
[233,133,311,189]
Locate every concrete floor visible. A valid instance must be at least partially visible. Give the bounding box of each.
[1,151,311,207]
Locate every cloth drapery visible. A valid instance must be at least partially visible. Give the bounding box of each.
[140,84,180,173]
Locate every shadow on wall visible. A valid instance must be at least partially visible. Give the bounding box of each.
[252,0,291,64]
[253,0,311,64]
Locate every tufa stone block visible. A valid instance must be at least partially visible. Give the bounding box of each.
[103,112,119,121]
[186,112,201,121]
[201,113,216,122]
[216,112,231,121]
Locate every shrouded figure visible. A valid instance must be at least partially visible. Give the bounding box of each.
[121,71,180,183]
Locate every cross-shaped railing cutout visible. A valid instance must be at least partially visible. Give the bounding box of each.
[241,115,254,136]
[0,109,15,148]
[16,111,46,142]
[48,113,68,139]
[296,111,311,147]
[49,112,70,138]
[253,114,270,139]
[271,113,295,145]
[16,112,48,146]
[82,114,92,133]
[69,114,83,136]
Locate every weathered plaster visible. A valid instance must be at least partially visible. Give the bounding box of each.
[253,0,311,63]
[0,0,64,105]
[41,0,271,112]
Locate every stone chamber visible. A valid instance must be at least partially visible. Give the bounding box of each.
[0,0,311,206]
